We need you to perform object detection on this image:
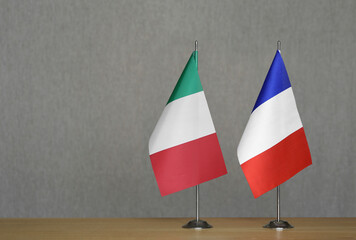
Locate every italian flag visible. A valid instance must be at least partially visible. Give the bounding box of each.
[149,51,227,196]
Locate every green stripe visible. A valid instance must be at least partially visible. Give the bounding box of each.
[167,51,203,104]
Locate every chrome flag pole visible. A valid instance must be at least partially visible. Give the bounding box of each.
[277,185,280,222]
[263,41,294,230]
[263,184,293,229]
[183,41,212,229]
[195,40,199,224]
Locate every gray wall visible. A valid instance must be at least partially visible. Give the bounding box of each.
[0,0,355,218]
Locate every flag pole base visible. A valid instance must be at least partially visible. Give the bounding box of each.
[263,219,293,229]
[182,219,212,229]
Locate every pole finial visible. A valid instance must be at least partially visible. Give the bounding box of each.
[195,40,198,51]
[277,40,281,51]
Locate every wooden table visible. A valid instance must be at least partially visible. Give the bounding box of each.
[0,218,355,240]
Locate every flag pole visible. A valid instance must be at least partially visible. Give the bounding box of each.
[263,40,293,230]
[195,40,200,224]
[183,40,212,229]
[277,185,280,222]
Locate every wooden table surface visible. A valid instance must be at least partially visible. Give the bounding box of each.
[0,218,355,240]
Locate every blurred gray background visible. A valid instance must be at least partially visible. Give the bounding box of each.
[0,0,355,218]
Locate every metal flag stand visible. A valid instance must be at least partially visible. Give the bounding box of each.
[182,40,212,229]
[263,41,293,230]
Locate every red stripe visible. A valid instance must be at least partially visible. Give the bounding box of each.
[150,133,227,196]
[241,127,312,198]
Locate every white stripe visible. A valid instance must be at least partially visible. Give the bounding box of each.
[149,91,216,155]
[237,87,303,164]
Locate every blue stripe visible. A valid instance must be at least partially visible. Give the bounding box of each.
[252,50,291,112]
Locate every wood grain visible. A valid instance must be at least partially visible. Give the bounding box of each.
[0,218,355,240]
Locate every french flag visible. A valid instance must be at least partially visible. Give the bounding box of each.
[237,50,312,198]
